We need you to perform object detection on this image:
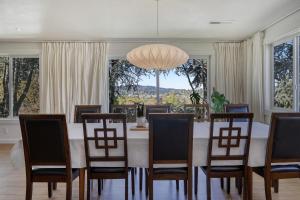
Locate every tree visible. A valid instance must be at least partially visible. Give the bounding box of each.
[273,41,293,108]
[0,57,9,117]
[109,59,154,106]
[13,58,39,115]
[174,58,208,103]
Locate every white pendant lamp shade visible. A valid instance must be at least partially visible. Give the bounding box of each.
[126,44,189,70]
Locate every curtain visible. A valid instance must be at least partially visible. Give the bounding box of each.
[243,32,265,121]
[40,42,109,122]
[214,43,244,103]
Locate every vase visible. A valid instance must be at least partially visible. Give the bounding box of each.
[136,117,146,127]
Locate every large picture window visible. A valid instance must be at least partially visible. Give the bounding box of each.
[0,56,39,118]
[272,39,294,109]
[109,57,208,112]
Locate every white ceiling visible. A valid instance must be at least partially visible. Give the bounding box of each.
[0,0,299,41]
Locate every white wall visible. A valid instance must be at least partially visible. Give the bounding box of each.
[263,10,300,121]
[0,40,215,143]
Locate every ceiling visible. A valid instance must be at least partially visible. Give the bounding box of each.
[0,0,299,41]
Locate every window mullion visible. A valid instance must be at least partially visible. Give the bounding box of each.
[8,56,14,118]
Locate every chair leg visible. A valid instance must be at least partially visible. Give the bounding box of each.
[220,178,224,189]
[184,180,187,196]
[87,179,91,200]
[125,177,128,200]
[264,177,272,200]
[206,177,211,200]
[148,177,153,200]
[176,180,179,191]
[25,181,33,200]
[139,168,143,191]
[194,167,198,195]
[238,178,243,195]
[273,180,279,193]
[131,169,135,195]
[98,179,101,195]
[145,168,148,196]
[53,182,57,190]
[48,182,53,198]
[226,178,230,194]
[101,179,104,189]
[66,181,72,200]
[188,177,192,200]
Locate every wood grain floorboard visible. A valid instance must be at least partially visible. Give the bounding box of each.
[1,144,300,200]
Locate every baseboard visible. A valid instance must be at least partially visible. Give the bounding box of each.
[0,139,19,144]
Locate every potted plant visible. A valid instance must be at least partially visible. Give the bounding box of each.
[136,103,146,127]
[211,88,230,113]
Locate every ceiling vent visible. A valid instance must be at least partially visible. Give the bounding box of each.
[209,20,234,24]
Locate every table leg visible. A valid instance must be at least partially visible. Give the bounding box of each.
[79,168,85,200]
[247,167,253,200]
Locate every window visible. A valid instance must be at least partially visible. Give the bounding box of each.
[0,56,39,118]
[109,57,208,112]
[272,39,294,109]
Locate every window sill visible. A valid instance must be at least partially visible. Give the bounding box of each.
[0,118,19,125]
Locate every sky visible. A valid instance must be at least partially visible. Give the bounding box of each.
[139,70,191,90]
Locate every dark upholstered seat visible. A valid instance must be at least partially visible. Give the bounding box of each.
[153,168,188,174]
[202,165,244,173]
[90,167,128,174]
[32,168,80,179]
[254,165,300,177]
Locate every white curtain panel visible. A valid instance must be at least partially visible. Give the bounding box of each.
[40,42,109,122]
[214,43,245,103]
[243,32,265,122]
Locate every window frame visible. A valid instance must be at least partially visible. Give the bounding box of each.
[108,55,211,105]
[0,54,40,119]
[270,36,297,111]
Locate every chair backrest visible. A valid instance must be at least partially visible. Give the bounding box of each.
[184,104,210,121]
[207,113,253,168]
[225,104,249,113]
[148,114,194,168]
[225,104,249,122]
[82,113,128,170]
[74,105,101,123]
[266,113,300,164]
[19,114,71,170]
[111,104,137,122]
[145,105,171,121]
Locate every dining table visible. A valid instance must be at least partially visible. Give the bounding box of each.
[10,121,269,200]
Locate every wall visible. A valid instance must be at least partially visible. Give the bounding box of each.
[263,10,300,119]
[0,40,215,143]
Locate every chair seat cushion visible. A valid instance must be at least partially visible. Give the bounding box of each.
[32,168,79,179]
[202,165,244,173]
[153,167,187,174]
[254,165,300,177]
[90,167,127,174]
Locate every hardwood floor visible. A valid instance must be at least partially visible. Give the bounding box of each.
[1,144,300,200]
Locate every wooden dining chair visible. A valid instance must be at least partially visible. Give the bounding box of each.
[111,104,137,122]
[147,113,194,200]
[74,105,101,123]
[201,113,253,200]
[19,114,80,200]
[223,103,250,194]
[82,113,134,200]
[252,112,300,200]
[145,105,171,121]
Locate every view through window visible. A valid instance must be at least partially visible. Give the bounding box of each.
[0,56,39,118]
[109,58,208,112]
[273,40,293,109]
